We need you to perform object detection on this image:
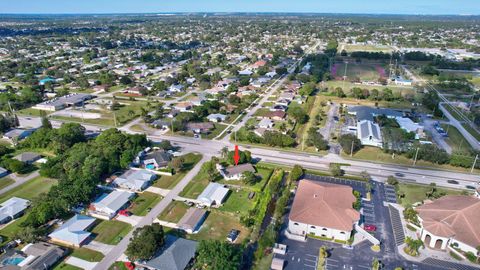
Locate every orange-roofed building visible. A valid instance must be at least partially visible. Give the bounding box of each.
[288,180,360,241]
[415,195,480,255]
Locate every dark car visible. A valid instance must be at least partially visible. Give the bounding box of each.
[227,229,240,243]
[394,172,405,177]
[447,180,459,184]
[466,185,476,190]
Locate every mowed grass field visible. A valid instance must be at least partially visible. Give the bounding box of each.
[331,63,387,81]
[129,192,162,216]
[71,247,104,262]
[189,211,250,243]
[397,183,465,207]
[0,176,57,203]
[342,43,393,53]
[157,201,189,223]
[153,153,202,189]
[441,124,475,154]
[91,220,131,245]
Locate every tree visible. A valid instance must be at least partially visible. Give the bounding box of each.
[171,157,185,172]
[125,224,164,261]
[227,150,251,165]
[241,171,258,185]
[288,105,308,124]
[299,82,316,96]
[403,207,419,225]
[360,171,370,181]
[220,146,229,159]
[289,165,304,181]
[41,116,52,129]
[158,140,173,151]
[195,240,242,270]
[404,237,424,256]
[338,134,362,155]
[372,258,382,270]
[329,163,344,177]
[306,127,328,151]
[14,226,39,243]
[202,160,220,181]
[386,176,399,186]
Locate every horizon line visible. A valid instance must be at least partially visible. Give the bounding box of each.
[0,12,478,16]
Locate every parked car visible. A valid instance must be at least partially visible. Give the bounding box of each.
[118,210,132,216]
[342,244,354,250]
[227,229,240,243]
[364,224,377,232]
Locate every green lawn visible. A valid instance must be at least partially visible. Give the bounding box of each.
[0,176,58,203]
[129,192,162,216]
[343,44,393,53]
[0,214,29,244]
[188,211,250,242]
[157,201,189,223]
[441,124,474,154]
[91,220,131,245]
[397,183,465,207]
[217,167,272,192]
[54,263,83,270]
[0,177,15,190]
[462,123,480,141]
[71,247,104,262]
[332,62,386,81]
[346,146,478,173]
[178,163,210,199]
[153,153,202,189]
[204,123,228,139]
[220,189,254,215]
[109,262,129,270]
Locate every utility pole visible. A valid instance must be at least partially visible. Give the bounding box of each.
[350,140,354,157]
[343,61,348,91]
[113,112,117,127]
[413,147,420,166]
[471,154,478,173]
[170,118,174,133]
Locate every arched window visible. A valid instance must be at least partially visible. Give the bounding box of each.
[310,226,316,229]
[294,222,299,226]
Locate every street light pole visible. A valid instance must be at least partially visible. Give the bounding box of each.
[413,147,420,166]
[350,140,354,157]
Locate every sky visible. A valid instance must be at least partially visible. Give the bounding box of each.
[1,0,479,15]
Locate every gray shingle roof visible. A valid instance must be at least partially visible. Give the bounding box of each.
[143,235,197,270]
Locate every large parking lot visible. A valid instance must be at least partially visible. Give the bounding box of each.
[276,175,464,270]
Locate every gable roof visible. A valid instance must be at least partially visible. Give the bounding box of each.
[92,190,133,213]
[197,183,229,206]
[225,163,256,177]
[114,169,157,190]
[178,208,207,232]
[48,214,95,246]
[144,151,172,164]
[143,235,197,270]
[289,180,360,231]
[357,120,382,141]
[416,195,480,248]
[13,152,41,163]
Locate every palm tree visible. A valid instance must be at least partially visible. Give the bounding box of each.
[221,146,229,159]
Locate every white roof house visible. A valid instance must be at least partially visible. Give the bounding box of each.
[0,197,30,224]
[197,183,229,207]
[395,117,424,139]
[113,169,157,191]
[207,114,227,123]
[49,214,96,247]
[357,120,383,148]
[90,190,134,219]
[258,118,274,129]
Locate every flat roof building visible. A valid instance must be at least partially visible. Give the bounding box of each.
[33,93,92,111]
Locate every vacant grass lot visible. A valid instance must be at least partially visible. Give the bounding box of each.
[0,177,14,190]
[332,63,386,81]
[342,44,393,53]
[91,220,131,245]
[129,192,162,216]
[71,247,104,262]
[54,263,83,270]
[157,201,189,223]
[189,211,250,242]
[0,176,58,203]
[178,166,210,199]
[397,183,465,207]
[441,124,474,154]
[153,153,202,189]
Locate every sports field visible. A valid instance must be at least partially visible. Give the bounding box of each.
[331,63,387,81]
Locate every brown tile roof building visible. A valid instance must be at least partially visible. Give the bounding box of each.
[289,180,360,231]
[416,195,480,248]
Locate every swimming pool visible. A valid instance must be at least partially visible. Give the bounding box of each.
[2,257,25,265]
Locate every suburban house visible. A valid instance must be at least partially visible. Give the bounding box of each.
[48,214,96,247]
[89,190,134,220]
[2,129,33,143]
[415,195,480,255]
[0,197,30,224]
[1,242,65,270]
[218,163,256,180]
[113,169,157,192]
[138,235,197,270]
[169,84,184,93]
[197,183,229,207]
[357,120,383,148]
[13,152,41,164]
[142,150,172,169]
[186,122,214,134]
[173,102,193,112]
[258,118,274,129]
[207,113,227,123]
[288,180,360,242]
[261,111,286,121]
[177,208,207,234]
